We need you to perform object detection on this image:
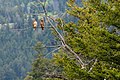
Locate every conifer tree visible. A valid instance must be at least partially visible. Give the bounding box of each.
[27,0,120,80]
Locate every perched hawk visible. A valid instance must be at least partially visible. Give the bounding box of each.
[40,19,44,30]
[32,19,37,30]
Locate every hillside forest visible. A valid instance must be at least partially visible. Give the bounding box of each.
[0,0,120,80]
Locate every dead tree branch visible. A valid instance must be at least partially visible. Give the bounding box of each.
[40,1,85,67]
[44,47,61,58]
[88,59,98,72]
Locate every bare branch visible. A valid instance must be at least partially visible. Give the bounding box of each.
[11,26,52,31]
[64,44,85,66]
[41,2,85,67]
[44,47,61,58]
[88,59,98,72]
[43,8,66,45]
[85,58,96,65]
[24,13,44,16]
[37,45,61,49]
[48,16,57,22]
[11,27,32,31]
[61,12,67,19]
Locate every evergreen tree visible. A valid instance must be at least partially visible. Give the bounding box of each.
[28,0,120,80]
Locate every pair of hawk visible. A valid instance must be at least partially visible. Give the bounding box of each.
[33,19,44,30]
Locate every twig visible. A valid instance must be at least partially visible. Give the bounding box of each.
[88,59,98,72]
[11,27,32,31]
[44,47,61,58]
[85,58,96,65]
[61,12,67,19]
[38,45,61,49]
[64,44,85,66]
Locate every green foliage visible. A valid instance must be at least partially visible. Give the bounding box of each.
[61,0,120,79]
[88,0,120,28]
[27,53,61,80]
[24,75,33,80]
[26,0,120,80]
[53,52,91,80]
